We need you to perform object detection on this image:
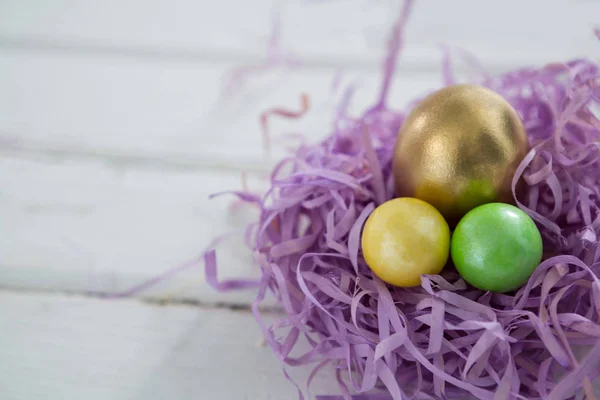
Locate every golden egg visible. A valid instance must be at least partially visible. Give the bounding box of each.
[393,84,528,224]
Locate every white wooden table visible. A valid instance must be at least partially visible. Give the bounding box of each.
[0,1,598,398]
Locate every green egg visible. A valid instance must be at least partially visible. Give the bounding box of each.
[451,203,543,293]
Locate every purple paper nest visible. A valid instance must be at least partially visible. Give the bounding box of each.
[206,4,600,400]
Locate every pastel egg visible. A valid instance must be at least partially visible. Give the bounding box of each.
[361,198,450,287]
[451,203,543,293]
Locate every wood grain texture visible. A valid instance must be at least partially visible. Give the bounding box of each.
[0,290,337,400]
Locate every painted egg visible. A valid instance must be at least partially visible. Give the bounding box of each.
[361,197,450,287]
[393,84,528,224]
[451,203,543,293]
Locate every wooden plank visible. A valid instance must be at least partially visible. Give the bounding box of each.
[0,0,277,60]
[0,156,266,303]
[0,0,598,68]
[0,290,337,400]
[0,51,442,171]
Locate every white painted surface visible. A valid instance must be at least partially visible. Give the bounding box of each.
[0,0,598,67]
[0,0,598,398]
[0,51,439,172]
[0,156,263,304]
[0,291,336,400]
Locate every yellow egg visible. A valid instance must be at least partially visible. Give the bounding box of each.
[393,84,528,224]
[361,198,450,287]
